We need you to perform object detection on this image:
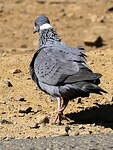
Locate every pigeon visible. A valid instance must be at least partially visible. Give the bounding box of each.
[30,15,107,124]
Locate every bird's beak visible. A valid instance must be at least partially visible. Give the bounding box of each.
[33,26,39,34]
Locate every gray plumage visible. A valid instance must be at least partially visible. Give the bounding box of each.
[30,16,107,103]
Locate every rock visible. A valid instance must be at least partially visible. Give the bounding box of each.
[79,125,86,130]
[89,14,105,23]
[2,80,13,87]
[0,4,4,13]
[84,36,105,48]
[18,97,26,102]
[26,77,31,80]
[59,133,69,136]
[0,49,4,55]
[28,122,40,129]
[1,112,6,114]
[70,130,79,136]
[77,98,83,104]
[15,0,23,3]
[107,7,113,12]
[58,126,70,136]
[0,119,13,124]
[9,96,15,101]
[20,44,28,48]
[74,131,79,136]
[35,87,38,90]
[36,0,45,4]
[50,96,56,101]
[0,100,6,104]
[89,130,93,134]
[35,115,49,124]
[65,126,71,134]
[59,8,66,17]
[0,126,4,129]
[18,106,32,114]
[99,16,105,23]
[18,113,25,117]
[12,69,22,74]
[33,104,42,113]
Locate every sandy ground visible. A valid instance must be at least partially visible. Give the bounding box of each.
[0,0,113,139]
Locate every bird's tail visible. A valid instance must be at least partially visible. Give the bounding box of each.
[81,83,107,95]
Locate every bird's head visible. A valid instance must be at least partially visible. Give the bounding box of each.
[33,15,52,33]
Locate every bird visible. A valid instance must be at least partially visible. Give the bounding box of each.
[30,15,107,124]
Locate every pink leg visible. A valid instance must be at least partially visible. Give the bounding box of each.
[54,97,69,124]
[54,97,62,123]
[57,97,62,111]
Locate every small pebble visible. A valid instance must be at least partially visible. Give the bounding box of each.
[79,125,86,129]
[1,112,6,114]
[18,114,25,117]
[0,49,4,54]
[65,126,71,134]
[112,97,113,102]
[33,104,42,113]
[18,97,26,102]
[77,98,83,104]
[0,126,4,129]
[35,115,49,124]
[3,80,13,87]
[26,77,31,80]
[89,130,93,134]
[13,69,22,74]
[18,106,32,114]
[74,131,79,136]
[29,122,40,129]
[20,44,28,48]
[0,100,6,104]
[0,119,13,124]
[15,0,23,4]
[50,96,56,101]
[0,5,4,13]
[107,7,113,12]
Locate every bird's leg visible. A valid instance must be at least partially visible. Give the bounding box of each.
[54,97,62,124]
[54,97,69,125]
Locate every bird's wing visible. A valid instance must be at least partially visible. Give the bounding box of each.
[34,45,100,85]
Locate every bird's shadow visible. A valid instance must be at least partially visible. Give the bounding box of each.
[65,103,113,129]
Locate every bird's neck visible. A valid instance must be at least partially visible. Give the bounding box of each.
[38,28,61,47]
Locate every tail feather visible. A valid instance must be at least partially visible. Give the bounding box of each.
[82,83,107,95]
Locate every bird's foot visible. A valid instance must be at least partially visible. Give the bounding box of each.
[54,111,70,125]
[54,111,63,125]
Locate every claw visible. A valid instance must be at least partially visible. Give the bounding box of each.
[54,111,70,125]
[54,111,63,125]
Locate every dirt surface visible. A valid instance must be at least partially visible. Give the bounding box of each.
[0,0,113,140]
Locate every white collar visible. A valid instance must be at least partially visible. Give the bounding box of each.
[40,23,52,30]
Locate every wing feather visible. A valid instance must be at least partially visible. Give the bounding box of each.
[34,44,99,86]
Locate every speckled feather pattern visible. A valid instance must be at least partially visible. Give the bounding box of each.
[30,27,107,100]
